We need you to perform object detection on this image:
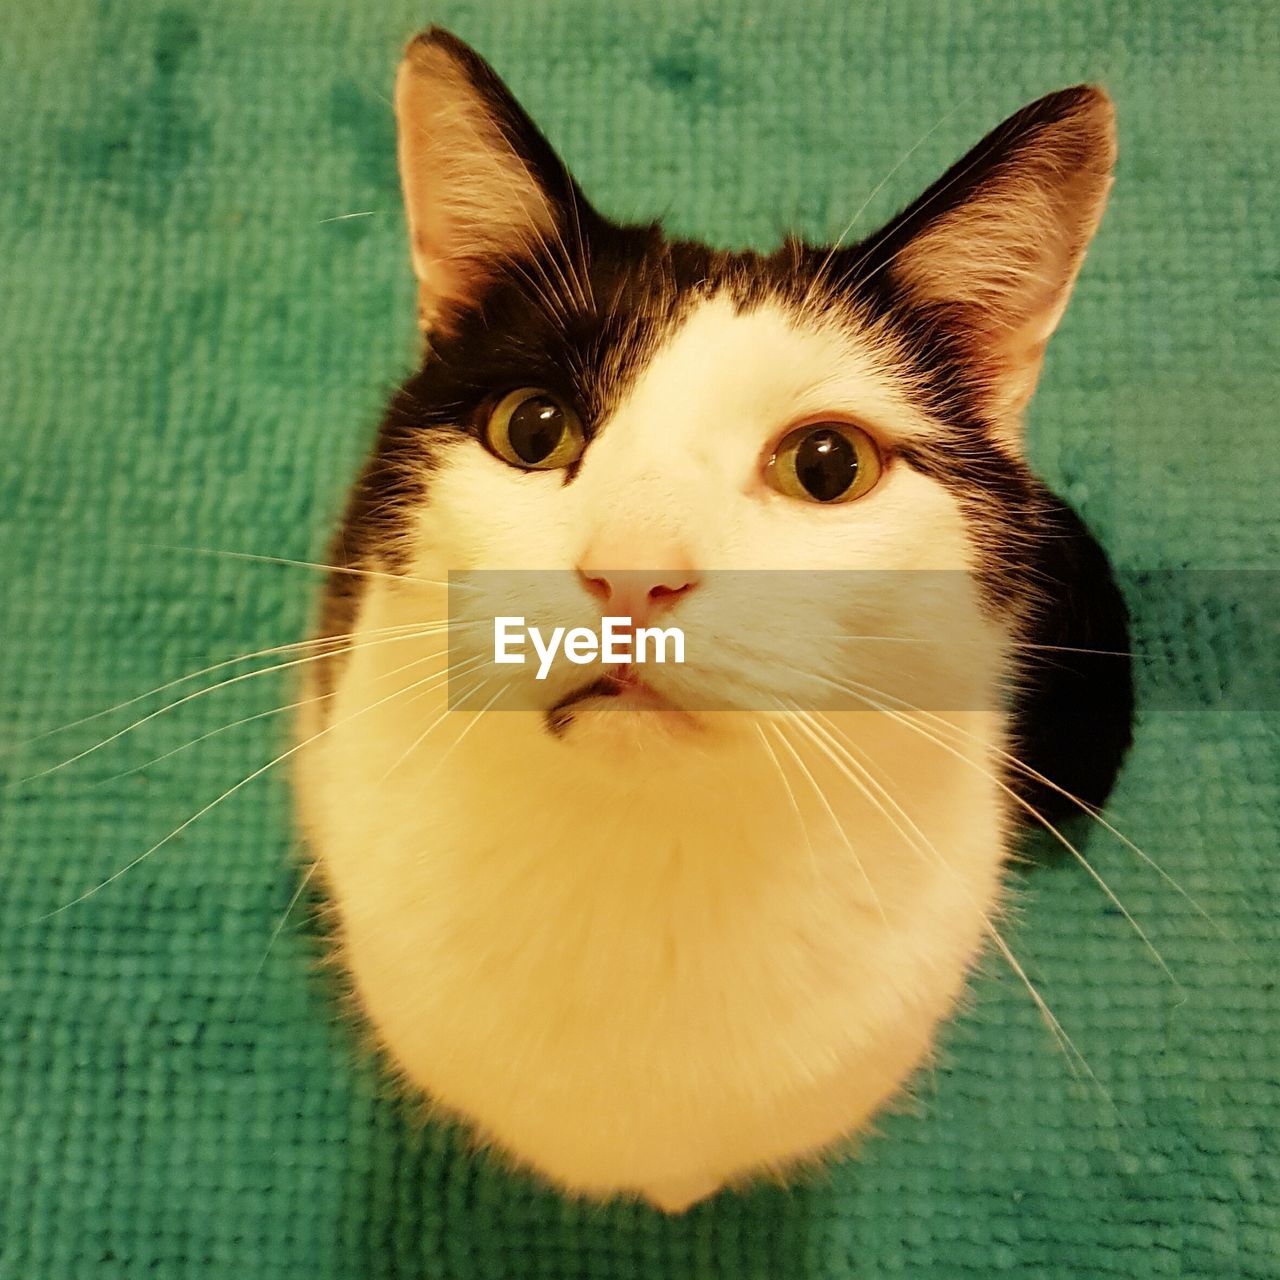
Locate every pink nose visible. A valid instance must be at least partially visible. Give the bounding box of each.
[576,556,699,627]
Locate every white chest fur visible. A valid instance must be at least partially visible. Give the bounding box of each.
[295,583,1010,1212]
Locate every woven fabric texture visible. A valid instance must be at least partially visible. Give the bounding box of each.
[1,2,1276,1276]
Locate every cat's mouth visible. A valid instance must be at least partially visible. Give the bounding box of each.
[545,666,690,735]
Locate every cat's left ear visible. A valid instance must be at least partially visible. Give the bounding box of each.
[394,28,595,336]
[855,86,1116,446]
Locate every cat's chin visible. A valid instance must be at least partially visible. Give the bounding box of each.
[544,677,703,745]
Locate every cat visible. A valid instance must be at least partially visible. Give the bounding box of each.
[293,27,1132,1214]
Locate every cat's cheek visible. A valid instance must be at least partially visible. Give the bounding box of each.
[731,464,977,579]
[407,445,586,572]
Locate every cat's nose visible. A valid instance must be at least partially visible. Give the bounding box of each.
[576,552,699,626]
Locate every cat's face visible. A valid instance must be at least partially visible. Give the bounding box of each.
[408,286,999,739]
[339,28,1116,747]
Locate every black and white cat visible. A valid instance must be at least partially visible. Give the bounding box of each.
[294,28,1132,1213]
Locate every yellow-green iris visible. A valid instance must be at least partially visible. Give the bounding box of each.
[766,422,882,504]
[485,388,585,470]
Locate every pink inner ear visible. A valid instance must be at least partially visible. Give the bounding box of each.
[395,39,559,332]
[889,105,1115,432]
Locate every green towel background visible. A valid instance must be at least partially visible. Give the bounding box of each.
[2,2,1276,1276]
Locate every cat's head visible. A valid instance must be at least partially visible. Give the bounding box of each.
[346,27,1115,747]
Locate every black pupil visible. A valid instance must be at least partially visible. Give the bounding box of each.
[507,396,565,464]
[794,428,857,501]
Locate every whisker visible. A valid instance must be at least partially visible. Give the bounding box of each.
[791,706,1113,1108]
[807,672,1181,992]
[795,708,944,868]
[376,656,491,783]
[762,718,888,925]
[561,163,596,313]
[318,210,375,224]
[241,858,318,996]
[411,678,506,785]
[32,650,470,921]
[141,543,477,594]
[982,921,1119,1118]
[93,636,467,784]
[816,669,1222,944]
[506,256,570,321]
[801,705,1011,919]
[14,621,427,750]
[819,633,1136,659]
[909,709,1222,943]
[826,119,1014,299]
[13,622,457,788]
[1010,641,1136,659]
[95,697,317,784]
[804,88,980,311]
[396,651,489,713]
[752,722,820,882]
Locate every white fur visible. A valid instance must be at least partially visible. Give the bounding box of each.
[295,296,1016,1212]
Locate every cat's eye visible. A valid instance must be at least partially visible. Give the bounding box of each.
[765,422,883,504]
[484,388,585,470]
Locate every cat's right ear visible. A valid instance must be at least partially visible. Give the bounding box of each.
[395,28,593,337]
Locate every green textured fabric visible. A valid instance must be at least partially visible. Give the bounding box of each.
[2,2,1277,1276]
